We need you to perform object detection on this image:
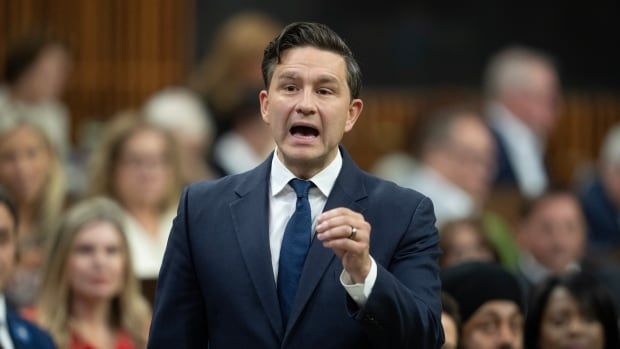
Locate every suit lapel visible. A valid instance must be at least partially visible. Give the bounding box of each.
[285,147,368,336]
[230,155,284,339]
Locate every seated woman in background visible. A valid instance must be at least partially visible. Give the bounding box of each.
[0,34,72,160]
[439,218,499,269]
[525,272,620,349]
[0,115,66,307]
[36,197,151,348]
[89,113,182,279]
[143,87,220,184]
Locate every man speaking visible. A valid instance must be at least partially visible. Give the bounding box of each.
[148,22,444,348]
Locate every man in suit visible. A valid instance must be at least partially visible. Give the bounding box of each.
[148,22,443,348]
[0,188,56,349]
[483,46,561,199]
[579,124,620,257]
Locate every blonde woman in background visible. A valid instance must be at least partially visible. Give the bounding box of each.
[0,114,66,307]
[89,113,182,279]
[36,197,150,348]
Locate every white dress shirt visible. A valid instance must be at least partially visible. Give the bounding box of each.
[0,295,15,349]
[488,102,548,198]
[518,251,580,285]
[269,149,377,306]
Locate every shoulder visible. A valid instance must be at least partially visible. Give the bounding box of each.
[7,311,56,348]
[185,169,257,200]
[178,165,268,213]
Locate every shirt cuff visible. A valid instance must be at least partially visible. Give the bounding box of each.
[339,257,377,307]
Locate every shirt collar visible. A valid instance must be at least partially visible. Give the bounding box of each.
[487,102,543,151]
[270,148,342,198]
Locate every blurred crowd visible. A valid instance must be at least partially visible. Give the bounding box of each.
[0,10,619,349]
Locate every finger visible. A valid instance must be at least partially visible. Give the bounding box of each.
[316,215,362,234]
[317,224,364,242]
[317,207,363,224]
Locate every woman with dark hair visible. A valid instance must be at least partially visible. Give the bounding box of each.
[525,272,620,349]
[0,34,72,159]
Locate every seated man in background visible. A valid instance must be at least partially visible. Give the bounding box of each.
[442,262,525,349]
[402,107,495,226]
[579,124,620,260]
[483,46,561,199]
[0,188,55,348]
[402,107,519,269]
[516,189,586,289]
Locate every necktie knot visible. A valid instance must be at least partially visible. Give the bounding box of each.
[289,179,312,199]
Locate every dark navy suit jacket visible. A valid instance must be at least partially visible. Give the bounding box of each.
[489,126,518,187]
[6,309,56,349]
[579,177,620,250]
[147,148,443,348]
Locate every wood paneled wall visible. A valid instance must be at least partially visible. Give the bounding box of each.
[0,0,193,138]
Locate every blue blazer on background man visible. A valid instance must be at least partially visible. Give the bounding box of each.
[6,309,56,349]
[148,148,443,348]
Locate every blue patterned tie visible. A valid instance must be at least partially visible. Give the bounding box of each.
[277,178,313,327]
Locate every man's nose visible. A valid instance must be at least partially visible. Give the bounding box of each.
[496,324,519,349]
[295,89,317,116]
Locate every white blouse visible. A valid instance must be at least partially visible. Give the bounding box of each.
[124,209,175,279]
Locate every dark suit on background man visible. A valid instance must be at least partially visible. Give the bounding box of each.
[148,22,443,349]
[5,308,56,349]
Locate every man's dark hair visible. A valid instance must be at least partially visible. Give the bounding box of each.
[519,186,578,219]
[411,105,481,159]
[441,291,461,331]
[261,22,362,99]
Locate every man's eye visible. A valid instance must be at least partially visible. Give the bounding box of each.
[477,321,498,334]
[283,85,297,92]
[317,88,333,95]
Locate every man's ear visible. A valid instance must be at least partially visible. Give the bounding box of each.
[344,98,363,132]
[259,90,270,124]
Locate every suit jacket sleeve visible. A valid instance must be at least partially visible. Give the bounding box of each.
[147,187,208,348]
[347,196,444,349]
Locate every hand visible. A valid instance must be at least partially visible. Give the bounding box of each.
[316,207,371,283]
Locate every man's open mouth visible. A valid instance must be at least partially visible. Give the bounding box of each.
[290,125,320,137]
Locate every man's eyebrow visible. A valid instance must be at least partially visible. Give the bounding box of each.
[316,75,339,85]
[275,71,299,80]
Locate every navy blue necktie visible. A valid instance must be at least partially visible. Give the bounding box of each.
[277,178,313,327]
